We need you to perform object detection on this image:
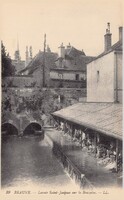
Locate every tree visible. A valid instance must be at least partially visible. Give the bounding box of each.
[1,41,15,77]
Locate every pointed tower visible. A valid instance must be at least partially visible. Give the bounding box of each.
[14,38,21,62]
[29,46,33,60]
[42,34,46,87]
[25,46,29,67]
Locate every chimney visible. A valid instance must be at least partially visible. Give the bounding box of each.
[119,26,123,41]
[58,43,65,58]
[67,42,71,49]
[104,22,112,51]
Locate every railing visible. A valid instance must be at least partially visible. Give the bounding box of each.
[53,142,94,189]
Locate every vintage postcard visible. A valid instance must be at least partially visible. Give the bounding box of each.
[0,0,124,200]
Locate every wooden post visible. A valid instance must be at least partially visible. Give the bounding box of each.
[96,132,100,143]
[70,123,73,138]
[94,132,97,155]
[116,139,119,172]
[72,124,75,139]
[19,117,23,136]
[81,131,83,148]
[96,133,100,157]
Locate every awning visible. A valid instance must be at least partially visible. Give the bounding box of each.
[52,102,122,140]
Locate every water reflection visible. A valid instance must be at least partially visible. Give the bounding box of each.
[1,135,72,188]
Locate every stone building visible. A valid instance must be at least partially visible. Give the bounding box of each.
[50,43,94,88]
[19,50,57,87]
[87,24,123,103]
[19,44,94,88]
[52,24,123,176]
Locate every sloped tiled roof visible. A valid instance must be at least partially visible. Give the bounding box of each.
[19,47,94,75]
[19,51,58,75]
[55,46,94,71]
[65,46,85,57]
[52,102,122,140]
[12,60,25,73]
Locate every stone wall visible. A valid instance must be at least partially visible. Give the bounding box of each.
[51,88,86,98]
[2,76,36,88]
[2,75,86,89]
[87,51,115,102]
[49,79,86,88]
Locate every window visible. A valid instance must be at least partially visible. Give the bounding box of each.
[58,73,63,79]
[80,74,86,81]
[97,70,100,82]
[75,74,79,81]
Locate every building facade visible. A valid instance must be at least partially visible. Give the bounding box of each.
[50,43,94,88]
[87,25,123,103]
[19,44,94,88]
[52,24,123,179]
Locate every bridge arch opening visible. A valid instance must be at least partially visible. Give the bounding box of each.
[23,122,44,136]
[2,123,18,135]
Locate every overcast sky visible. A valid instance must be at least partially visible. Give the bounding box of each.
[1,0,123,60]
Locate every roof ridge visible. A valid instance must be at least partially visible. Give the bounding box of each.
[88,40,122,63]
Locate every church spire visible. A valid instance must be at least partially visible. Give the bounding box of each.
[25,46,29,67]
[43,33,46,87]
[14,35,21,62]
[29,46,32,59]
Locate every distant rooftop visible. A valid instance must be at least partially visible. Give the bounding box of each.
[19,46,95,75]
[19,51,58,75]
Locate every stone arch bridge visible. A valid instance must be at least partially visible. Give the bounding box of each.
[2,112,44,135]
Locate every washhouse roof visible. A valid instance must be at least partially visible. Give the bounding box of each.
[52,102,122,140]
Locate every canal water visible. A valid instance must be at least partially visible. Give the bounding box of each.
[1,135,74,189]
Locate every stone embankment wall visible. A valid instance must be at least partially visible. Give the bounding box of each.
[45,130,93,189]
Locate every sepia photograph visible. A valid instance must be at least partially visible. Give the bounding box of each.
[0,0,123,199]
